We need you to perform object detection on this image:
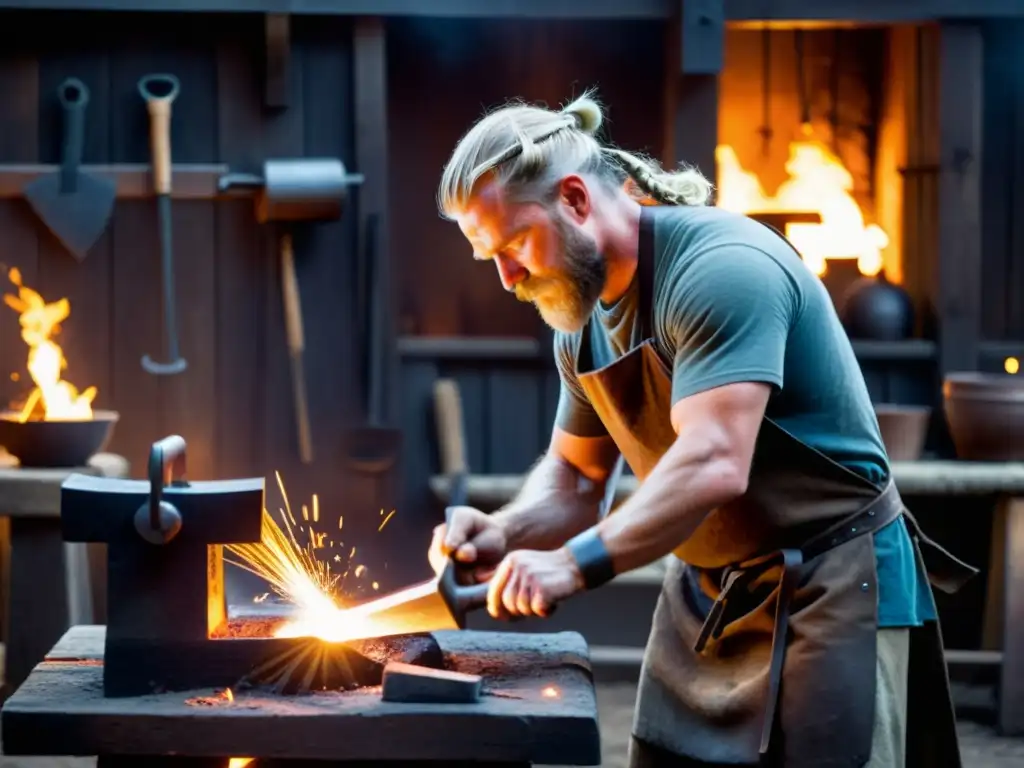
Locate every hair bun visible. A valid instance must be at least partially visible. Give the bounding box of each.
[561,92,603,136]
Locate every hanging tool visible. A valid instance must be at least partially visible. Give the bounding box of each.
[279,233,313,463]
[218,159,364,464]
[23,78,116,262]
[139,73,187,376]
[345,212,401,474]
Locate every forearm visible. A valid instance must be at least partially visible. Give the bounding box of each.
[591,429,746,575]
[492,454,603,551]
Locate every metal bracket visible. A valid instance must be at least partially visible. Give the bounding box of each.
[681,0,724,75]
[264,13,291,110]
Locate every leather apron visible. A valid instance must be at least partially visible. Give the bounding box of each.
[574,206,978,767]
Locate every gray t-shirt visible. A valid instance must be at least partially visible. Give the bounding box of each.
[552,204,935,628]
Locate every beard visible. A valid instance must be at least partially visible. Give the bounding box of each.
[514,216,606,334]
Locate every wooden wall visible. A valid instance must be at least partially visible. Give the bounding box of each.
[388,17,667,340]
[0,11,429,598]
[981,19,1024,343]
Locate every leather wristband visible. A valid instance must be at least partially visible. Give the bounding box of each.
[565,528,616,591]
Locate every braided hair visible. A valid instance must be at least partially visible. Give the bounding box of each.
[437,89,713,218]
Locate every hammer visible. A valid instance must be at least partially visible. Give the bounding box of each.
[218,159,364,464]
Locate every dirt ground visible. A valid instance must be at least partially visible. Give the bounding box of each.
[1,682,1022,767]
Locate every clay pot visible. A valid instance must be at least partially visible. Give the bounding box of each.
[874,404,931,462]
[840,272,915,341]
[942,373,1024,461]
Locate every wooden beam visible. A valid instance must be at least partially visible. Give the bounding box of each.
[682,0,724,75]
[431,462,1024,508]
[0,0,676,16]
[936,22,984,375]
[353,17,395,425]
[5,0,1024,19]
[0,164,232,200]
[263,13,291,110]
[397,336,545,361]
[725,0,1024,23]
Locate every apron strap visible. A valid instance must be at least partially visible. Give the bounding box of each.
[637,206,658,339]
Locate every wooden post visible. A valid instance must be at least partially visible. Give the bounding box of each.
[664,0,723,193]
[353,17,393,420]
[936,22,983,375]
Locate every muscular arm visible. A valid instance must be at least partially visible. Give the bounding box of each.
[595,382,769,573]
[493,428,620,552]
[492,332,620,551]
[580,244,799,575]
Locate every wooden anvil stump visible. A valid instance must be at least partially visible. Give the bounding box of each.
[0,625,602,766]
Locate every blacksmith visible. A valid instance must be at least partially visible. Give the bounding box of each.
[428,91,976,767]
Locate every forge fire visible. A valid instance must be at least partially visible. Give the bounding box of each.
[2,267,97,421]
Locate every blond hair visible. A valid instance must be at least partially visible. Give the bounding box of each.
[437,89,713,218]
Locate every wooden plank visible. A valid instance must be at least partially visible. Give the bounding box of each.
[105,31,182,475]
[299,14,357,479]
[0,39,40,419]
[6,0,1024,21]
[0,163,232,199]
[935,22,983,375]
[0,625,600,766]
[258,16,305,497]
[1009,29,1024,339]
[673,74,718,195]
[850,339,938,361]
[398,336,544,361]
[432,463,1024,508]
[0,0,675,18]
[136,34,221,482]
[214,22,266,485]
[979,24,1014,340]
[0,453,128,518]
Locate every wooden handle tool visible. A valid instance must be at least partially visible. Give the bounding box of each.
[281,233,313,464]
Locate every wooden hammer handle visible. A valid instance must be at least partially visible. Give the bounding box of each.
[280,234,304,353]
[433,379,467,477]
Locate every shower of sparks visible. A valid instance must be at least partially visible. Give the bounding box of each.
[378,508,396,532]
[224,471,392,640]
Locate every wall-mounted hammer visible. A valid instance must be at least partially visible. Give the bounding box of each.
[218,159,364,464]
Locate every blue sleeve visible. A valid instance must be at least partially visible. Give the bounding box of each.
[658,245,799,406]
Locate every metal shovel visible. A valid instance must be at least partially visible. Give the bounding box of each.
[23,78,116,262]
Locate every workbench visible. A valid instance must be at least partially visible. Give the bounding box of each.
[0,453,129,696]
[0,625,602,766]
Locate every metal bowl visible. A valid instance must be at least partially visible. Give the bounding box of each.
[943,373,1024,461]
[0,409,119,468]
[874,404,931,462]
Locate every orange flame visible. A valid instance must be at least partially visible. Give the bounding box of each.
[3,268,96,421]
[716,133,889,278]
